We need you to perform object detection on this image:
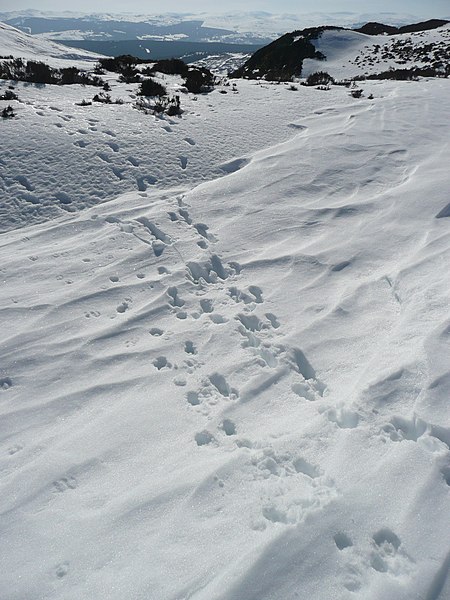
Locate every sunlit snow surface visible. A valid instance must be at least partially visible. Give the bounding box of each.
[1,25,450,600]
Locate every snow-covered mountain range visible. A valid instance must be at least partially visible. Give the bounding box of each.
[1,17,450,600]
[2,10,449,43]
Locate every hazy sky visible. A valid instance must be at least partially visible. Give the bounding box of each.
[0,0,449,17]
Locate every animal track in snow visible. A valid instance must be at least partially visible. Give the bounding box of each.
[200,298,214,313]
[153,356,171,370]
[73,139,89,148]
[8,444,23,455]
[327,407,360,429]
[249,447,337,526]
[237,313,264,332]
[221,419,236,436]
[167,286,185,308]
[127,156,139,166]
[184,341,197,354]
[150,328,164,336]
[210,314,228,324]
[116,300,130,314]
[105,141,120,152]
[381,415,426,442]
[187,391,201,406]
[53,476,77,493]
[209,372,238,398]
[187,255,230,284]
[334,532,353,550]
[369,528,413,576]
[195,431,216,446]
[136,176,157,191]
[55,562,69,579]
[0,377,13,390]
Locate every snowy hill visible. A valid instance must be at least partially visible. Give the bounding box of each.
[0,21,103,67]
[1,16,450,600]
[303,23,450,78]
[234,21,450,80]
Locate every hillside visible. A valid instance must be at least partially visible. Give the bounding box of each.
[233,20,450,80]
[0,21,102,68]
[1,17,450,600]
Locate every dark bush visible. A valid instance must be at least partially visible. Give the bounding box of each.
[354,65,449,81]
[98,55,138,73]
[351,89,363,98]
[118,64,140,84]
[25,61,57,84]
[0,89,18,100]
[150,58,189,77]
[139,78,167,97]
[304,71,334,86]
[92,92,112,103]
[1,105,15,118]
[0,58,104,86]
[184,67,214,94]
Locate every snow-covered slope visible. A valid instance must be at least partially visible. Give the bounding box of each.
[0,21,103,67]
[303,23,450,78]
[1,73,450,599]
[0,73,356,233]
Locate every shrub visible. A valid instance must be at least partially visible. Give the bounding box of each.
[1,105,15,118]
[0,89,18,100]
[0,58,104,86]
[184,67,214,94]
[351,89,363,98]
[92,92,112,103]
[139,78,167,97]
[134,94,181,116]
[304,71,334,86]
[150,59,189,77]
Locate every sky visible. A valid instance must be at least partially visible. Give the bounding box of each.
[0,0,449,17]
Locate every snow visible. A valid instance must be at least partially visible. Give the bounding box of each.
[0,21,103,68]
[1,19,450,600]
[0,75,355,233]
[302,24,450,78]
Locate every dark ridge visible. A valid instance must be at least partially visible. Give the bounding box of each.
[398,19,449,34]
[231,26,340,81]
[356,19,449,36]
[355,22,398,35]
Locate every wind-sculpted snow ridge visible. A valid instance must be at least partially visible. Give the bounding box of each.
[1,78,450,599]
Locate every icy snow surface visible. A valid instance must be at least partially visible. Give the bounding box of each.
[1,25,450,600]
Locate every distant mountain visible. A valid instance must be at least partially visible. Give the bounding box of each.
[356,19,449,35]
[232,20,450,81]
[0,15,273,45]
